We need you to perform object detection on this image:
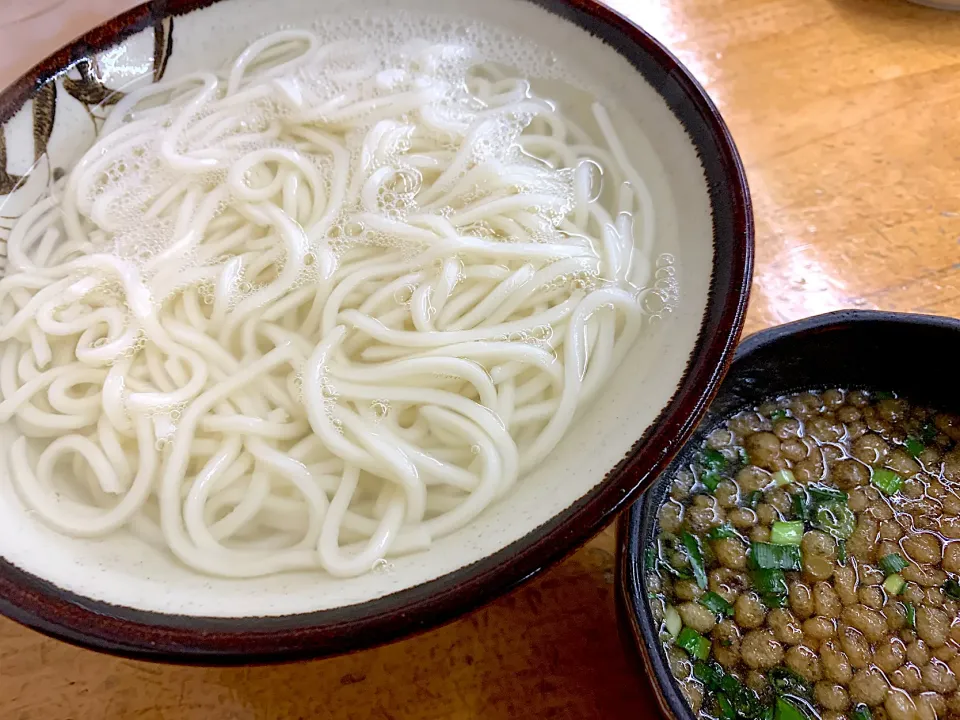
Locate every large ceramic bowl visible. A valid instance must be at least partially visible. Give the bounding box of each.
[616,310,960,720]
[0,0,752,662]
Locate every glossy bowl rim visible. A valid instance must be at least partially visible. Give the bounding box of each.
[0,0,753,663]
[615,309,960,720]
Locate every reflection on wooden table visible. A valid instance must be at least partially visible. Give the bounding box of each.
[2,0,960,717]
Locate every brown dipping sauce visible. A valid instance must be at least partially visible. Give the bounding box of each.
[646,390,960,720]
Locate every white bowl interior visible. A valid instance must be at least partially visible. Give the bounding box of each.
[0,0,713,617]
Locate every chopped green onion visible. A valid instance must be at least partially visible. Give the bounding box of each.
[677,626,711,660]
[719,674,742,696]
[812,502,856,540]
[943,578,960,600]
[737,447,750,466]
[903,601,916,628]
[749,541,779,569]
[883,574,906,595]
[693,660,725,690]
[717,694,737,720]
[871,468,903,495]
[703,448,728,472]
[792,493,808,522]
[772,469,796,487]
[760,592,788,608]
[807,483,848,503]
[769,667,813,700]
[745,490,763,509]
[752,567,789,595]
[852,704,873,720]
[774,697,808,720]
[700,591,734,618]
[665,605,682,638]
[771,521,804,546]
[879,553,908,576]
[682,532,708,590]
[904,436,924,458]
[644,547,657,570]
[750,542,802,571]
[770,409,788,421]
[707,524,738,540]
[837,540,847,565]
[701,470,723,492]
[720,673,768,720]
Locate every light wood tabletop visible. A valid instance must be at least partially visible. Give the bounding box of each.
[2,0,960,718]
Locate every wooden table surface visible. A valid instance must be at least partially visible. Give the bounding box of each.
[2,0,960,717]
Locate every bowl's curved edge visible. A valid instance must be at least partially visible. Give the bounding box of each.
[614,308,960,720]
[0,0,222,125]
[734,309,960,358]
[0,0,753,662]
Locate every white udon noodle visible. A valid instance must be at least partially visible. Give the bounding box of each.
[0,30,661,579]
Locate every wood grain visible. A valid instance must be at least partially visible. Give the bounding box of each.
[2,0,960,717]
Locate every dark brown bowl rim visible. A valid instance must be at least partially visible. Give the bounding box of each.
[0,0,753,663]
[614,309,960,720]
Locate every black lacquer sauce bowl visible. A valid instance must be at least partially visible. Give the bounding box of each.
[617,310,960,720]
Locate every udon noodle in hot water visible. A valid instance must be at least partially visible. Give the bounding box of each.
[0,18,675,579]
